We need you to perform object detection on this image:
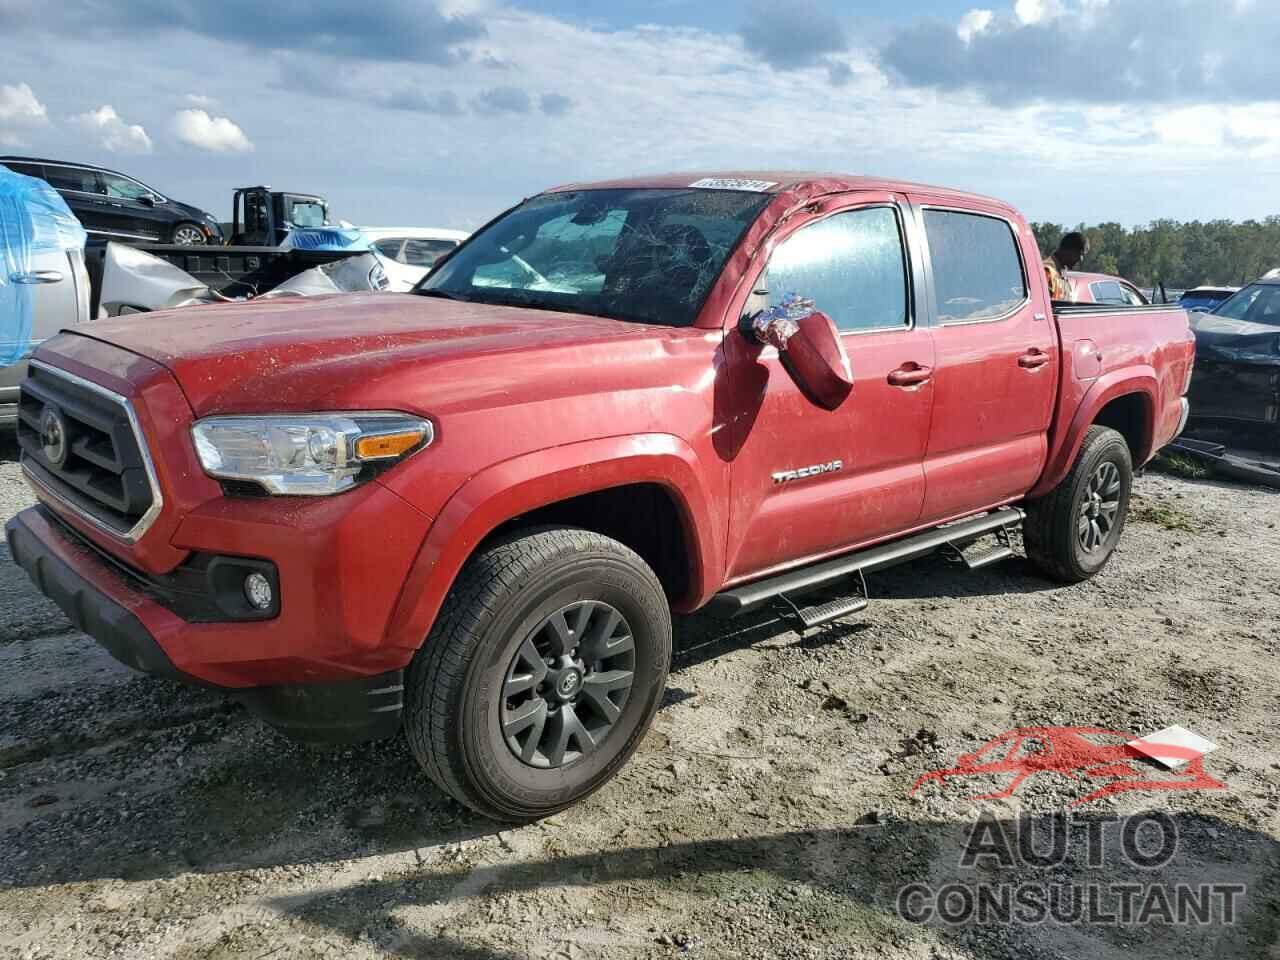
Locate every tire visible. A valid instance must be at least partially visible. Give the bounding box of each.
[1024,425,1133,584]
[404,526,672,821]
[170,222,206,245]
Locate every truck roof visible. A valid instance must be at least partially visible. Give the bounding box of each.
[543,171,1011,210]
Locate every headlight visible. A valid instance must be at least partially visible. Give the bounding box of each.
[192,413,432,496]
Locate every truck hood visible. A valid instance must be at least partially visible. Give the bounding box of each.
[71,293,679,416]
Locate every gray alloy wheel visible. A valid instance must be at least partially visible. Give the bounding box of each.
[1077,460,1123,552]
[1024,425,1133,584]
[171,223,205,245]
[403,526,671,821]
[500,599,636,769]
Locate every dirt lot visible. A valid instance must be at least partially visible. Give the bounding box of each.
[1,432,1277,960]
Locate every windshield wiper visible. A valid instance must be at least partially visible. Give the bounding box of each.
[415,288,467,301]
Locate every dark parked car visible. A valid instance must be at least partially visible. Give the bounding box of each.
[0,156,223,245]
[1178,285,1240,313]
[1186,278,1280,439]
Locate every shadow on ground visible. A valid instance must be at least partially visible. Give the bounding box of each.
[266,811,1279,959]
[1,547,1075,893]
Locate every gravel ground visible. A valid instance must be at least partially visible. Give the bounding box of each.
[0,431,1277,960]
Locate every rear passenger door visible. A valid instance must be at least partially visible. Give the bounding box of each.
[913,203,1058,521]
[725,196,935,580]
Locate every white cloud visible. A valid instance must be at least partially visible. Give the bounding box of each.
[957,9,994,43]
[171,108,253,153]
[1153,104,1280,158]
[1013,0,1064,24]
[0,82,48,125]
[72,105,153,154]
[184,93,219,107]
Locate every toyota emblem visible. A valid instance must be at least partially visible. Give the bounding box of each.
[39,406,68,467]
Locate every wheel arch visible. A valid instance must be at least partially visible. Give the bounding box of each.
[384,434,724,657]
[1029,368,1157,499]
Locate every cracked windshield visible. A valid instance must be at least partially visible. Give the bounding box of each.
[419,188,770,326]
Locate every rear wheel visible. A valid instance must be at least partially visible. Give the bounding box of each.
[1024,425,1133,583]
[170,222,205,245]
[404,527,671,821]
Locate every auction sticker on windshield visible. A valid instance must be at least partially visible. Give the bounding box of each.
[688,177,777,192]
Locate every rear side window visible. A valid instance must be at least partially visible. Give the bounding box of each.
[1090,280,1125,304]
[923,210,1027,323]
[402,238,457,267]
[2,161,44,178]
[43,166,102,194]
[372,238,405,260]
[763,206,909,333]
[1120,284,1146,306]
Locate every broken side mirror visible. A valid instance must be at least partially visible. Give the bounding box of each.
[740,293,854,410]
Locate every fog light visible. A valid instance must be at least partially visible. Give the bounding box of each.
[244,572,273,611]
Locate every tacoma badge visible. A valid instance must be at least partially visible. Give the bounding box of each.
[772,460,843,485]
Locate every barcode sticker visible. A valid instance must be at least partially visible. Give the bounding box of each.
[688,178,778,192]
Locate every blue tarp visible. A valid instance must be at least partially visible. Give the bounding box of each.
[0,164,87,365]
[278,226,371,252]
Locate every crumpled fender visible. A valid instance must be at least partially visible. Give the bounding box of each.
[1028,367,1157,500]
[383,433,723,656]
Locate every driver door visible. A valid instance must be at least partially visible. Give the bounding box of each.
[723,195,936,581]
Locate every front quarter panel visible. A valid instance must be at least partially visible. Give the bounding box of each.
[384,434,723,656]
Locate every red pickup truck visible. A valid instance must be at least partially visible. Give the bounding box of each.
[6,172,1194,821]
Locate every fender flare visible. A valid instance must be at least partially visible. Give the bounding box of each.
[383,434,723,655]
[1028,367,1158,499]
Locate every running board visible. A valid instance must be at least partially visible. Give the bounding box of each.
[708,508,1025,619]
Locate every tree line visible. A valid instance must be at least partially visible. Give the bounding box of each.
[1031,217,1280,289]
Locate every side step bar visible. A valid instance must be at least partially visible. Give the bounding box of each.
[707,508,1024,619]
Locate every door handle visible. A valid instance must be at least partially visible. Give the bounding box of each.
[10,270,63,284]
[887,363,933,387]
[1018,349,1051,369]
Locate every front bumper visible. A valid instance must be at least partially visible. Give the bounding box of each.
[5,505,405,743]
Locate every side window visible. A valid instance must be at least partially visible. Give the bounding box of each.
[1090,280,1124,304]
[923,210,1027,323]
[2,162,45,178]
[402,238,458,267]
[762,206,909,333]
[43,166,102,194]
[101,174,151,201]
[1120,283,1146,306]
[288,201,326,227]
[372,238,405,262]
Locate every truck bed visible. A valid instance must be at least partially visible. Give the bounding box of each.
[82,240,361,315]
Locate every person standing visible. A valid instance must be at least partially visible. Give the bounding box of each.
[1044,232,1089,301]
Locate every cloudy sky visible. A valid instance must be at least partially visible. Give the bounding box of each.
[1,0,1276,230]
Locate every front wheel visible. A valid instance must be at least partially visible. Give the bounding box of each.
[404,526,671,821]
[1024,425,1133,583]
[170,222,206,245]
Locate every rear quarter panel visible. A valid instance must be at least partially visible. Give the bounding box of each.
[1031,304,1194,498]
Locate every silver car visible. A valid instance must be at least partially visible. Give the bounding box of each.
[2,167,91,431]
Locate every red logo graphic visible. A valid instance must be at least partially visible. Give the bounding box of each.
[912,726,1226,806]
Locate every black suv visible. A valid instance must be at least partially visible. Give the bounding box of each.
[0,156,223,245]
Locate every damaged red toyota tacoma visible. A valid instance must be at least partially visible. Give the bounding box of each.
[6,173,1195,821]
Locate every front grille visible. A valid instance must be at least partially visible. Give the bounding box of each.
[16,361,159,540]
